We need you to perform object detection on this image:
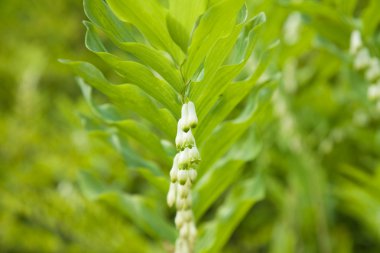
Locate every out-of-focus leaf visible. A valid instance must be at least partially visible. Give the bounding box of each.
[78,170,177,243]
[198,85,274,176]
[106,0,184,63]
[193,127,262,219]
[196,175,265,253]
[362,0,380,36]
[283,1,351,47]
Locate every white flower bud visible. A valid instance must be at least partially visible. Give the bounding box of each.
[175,211,185,228]
[184,210,193,222]
[176,196,186,209]
[178,183,189,198]
[170,168,178,183]
[180,223,190,238]
[189,222,197,242]
[178,170,188,185]
[188,169,197,182]
[181,103,190,132]
[365,58,380,82]
[167,183,177,207]
[185,193,192,208]
[188,146,201,164]
[175,239,190,253]
[178,149,191,169]
[187,101,198,129]
[176,129,195,150]
[354,48,371,70]
[350,30,362,55]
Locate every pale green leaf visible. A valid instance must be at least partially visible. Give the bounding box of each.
[193,127,262,219]
[167,0,207,51]
[189,13,266,123]
[60,60,177,139]
[196,41,278,144]
[106,0,185,63]
[198,86,273,176]
[195,175,265,253]
[78,171,176,243]
[83,0,143,43]
[85,20,183,93]
[182,0,245,80]
[84,22,181,118]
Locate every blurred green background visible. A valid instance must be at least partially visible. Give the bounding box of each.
[1,0,380,252]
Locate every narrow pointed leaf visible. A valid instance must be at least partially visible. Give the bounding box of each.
[106,0,184,63]
[182,0,245,80]
[196,175,265,253]
[167,0,207,51]
[61,60,177,139]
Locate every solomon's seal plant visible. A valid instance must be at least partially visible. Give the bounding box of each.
[63,0,273,252]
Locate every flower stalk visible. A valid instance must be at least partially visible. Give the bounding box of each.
[167,101,200,253]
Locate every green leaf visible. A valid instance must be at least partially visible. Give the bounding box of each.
[198,86,273,176]
[182,0,246,81]
[118,42,184,92]
[78,171,176,243]
[196,41,278,144]
[84,22,181,118]
[60,60,177,139]
[100,193,177,243]
[195,175,265,253]
[189,12,266,123]
[83,0,143,43]
[106,0,185,64]
[167,0,207,51]
[85,20,183,93]
[79,79,172,166]
[193,127,262,219]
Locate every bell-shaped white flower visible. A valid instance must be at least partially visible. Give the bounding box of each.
[167,182,177,207]
[178,170,188,185]
[170,167,178,183]
[181,103,190,132]
[178,183,189,198]
[175,239,190,253]
[189,169,197,182]
[176,196,186,209]
[176,129,195,150]
[183,210,193,222]
[175,211,185,228]
[170,154,179,182]
[185,192,192,208]
[354,48,371,70]
[365,58,380,82]
[188,146,201,164]
[189,222,197,242]
[187,101,198,129]
[350,30,362,55]
[178,149,192,169]
[179,223,190,238]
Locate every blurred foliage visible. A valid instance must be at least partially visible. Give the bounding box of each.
[0,0,380,253]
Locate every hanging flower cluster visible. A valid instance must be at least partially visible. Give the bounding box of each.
[350,30,380,110]
[167,101,200,253]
